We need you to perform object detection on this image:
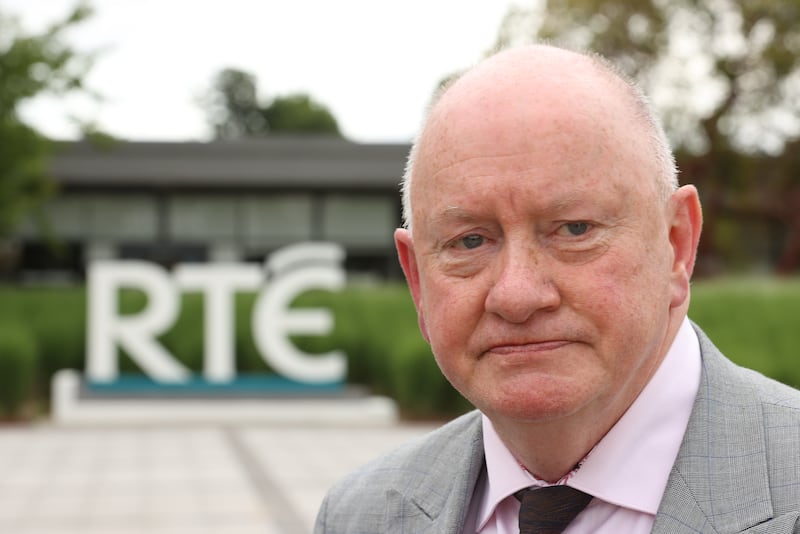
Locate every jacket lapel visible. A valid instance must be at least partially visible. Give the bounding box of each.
[653,325,774,533]
[385,412,485,533]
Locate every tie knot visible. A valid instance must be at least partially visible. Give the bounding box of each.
[517,485,592,534]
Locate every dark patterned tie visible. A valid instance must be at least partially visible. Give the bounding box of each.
[517,485,593,534]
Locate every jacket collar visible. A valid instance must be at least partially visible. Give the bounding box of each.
[385,411,485,533]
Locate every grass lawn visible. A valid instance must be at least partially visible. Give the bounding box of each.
[689,276,800,388]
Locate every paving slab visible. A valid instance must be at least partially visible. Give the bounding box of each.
[0,421,438,534]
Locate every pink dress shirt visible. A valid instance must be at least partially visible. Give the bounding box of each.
[467,317,702,533]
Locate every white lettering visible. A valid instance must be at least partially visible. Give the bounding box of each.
[87,261,189,382]
[253,243,347,384]
[173,264,262,382]
[85,243,348,386]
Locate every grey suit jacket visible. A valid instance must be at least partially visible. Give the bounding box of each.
[315,326,800,533]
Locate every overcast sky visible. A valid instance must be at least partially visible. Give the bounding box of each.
[4,0,532,144]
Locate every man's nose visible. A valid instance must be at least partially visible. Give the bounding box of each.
[483,246,561,323]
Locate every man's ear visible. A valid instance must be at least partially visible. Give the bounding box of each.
[394,228,430,342]
[668,185,703,309]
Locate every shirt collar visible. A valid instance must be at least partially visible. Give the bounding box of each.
[477,317,701,529]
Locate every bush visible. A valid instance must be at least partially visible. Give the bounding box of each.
[160,292,205,372]
[332,287,417,393]
[388,334,472,419]
[30,294,86,391]
[0,287,85,396]
[0,323,38,417]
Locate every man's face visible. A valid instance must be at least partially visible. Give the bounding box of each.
[396,86,686,426]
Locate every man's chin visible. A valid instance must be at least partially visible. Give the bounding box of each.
[480,394,590,424]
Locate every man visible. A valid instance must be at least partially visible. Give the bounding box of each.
[314,45,800,533]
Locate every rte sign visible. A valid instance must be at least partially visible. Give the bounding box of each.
[86,242,347,386]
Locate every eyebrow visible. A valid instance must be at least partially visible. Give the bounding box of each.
[429,206,484,226]
[433,193,587,220]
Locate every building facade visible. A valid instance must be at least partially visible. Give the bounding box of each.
[16,138,410,282]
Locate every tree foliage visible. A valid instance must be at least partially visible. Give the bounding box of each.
[497,0,800,155]
[204,68,341,139]
[494,0,800,273]
[0,2,94,241]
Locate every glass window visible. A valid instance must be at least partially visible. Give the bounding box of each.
[241,194,313,246]
[169,195,238,240]
[322,195,395,246]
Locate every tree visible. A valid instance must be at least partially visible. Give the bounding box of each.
[204,67,341,139]
[0,2,95,272]
[494,0,800,273]
[262,94,340,135]
[204,68,266,139]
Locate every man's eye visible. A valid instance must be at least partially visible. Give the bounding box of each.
[460,235,484,249]
[562,222,590,236]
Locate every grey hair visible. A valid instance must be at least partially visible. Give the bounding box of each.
[400,133,421,231]
[400,78,451,231]
[400,46,678,232]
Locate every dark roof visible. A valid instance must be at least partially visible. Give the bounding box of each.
[51,138,411,190]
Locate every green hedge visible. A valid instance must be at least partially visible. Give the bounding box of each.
[0,322,38,418]
[0,287,85,403]
[0,276,799,420]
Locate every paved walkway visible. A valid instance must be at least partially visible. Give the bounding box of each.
[0,421,438,534]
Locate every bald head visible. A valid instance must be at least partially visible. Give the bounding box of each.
[401,45,677,230]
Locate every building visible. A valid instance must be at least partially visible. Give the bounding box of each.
[16,138,410,282]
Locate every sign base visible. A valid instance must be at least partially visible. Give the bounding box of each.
[51,369,398,426]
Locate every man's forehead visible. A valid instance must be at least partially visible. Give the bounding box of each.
[409,143,656,226]
[437,45,598,101]
[416,68,617,175]
[418,178,624,223]
[428,47,603,118]
[406,46,659,223]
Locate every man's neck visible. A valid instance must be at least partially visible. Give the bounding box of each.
[489,406,619,483]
